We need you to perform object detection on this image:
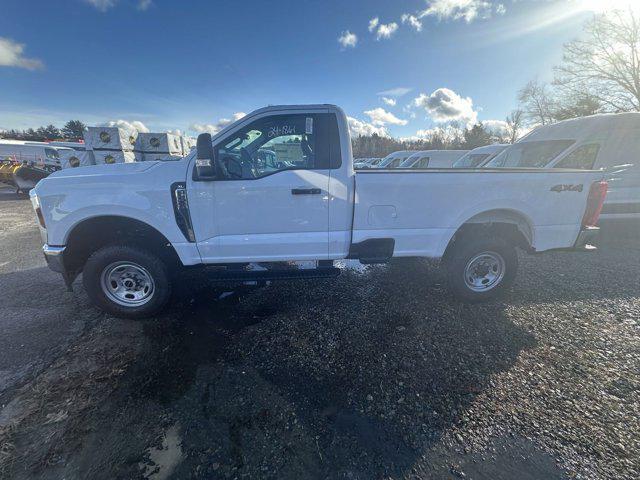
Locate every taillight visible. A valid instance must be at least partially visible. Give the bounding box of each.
[582,181,608,227]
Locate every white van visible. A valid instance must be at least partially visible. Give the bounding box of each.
[484,113,640,220]
[453,144,509,168]
[46,141,86,151]
[399,150,469,169]
[376,150,418,169]
[0,140,71,169]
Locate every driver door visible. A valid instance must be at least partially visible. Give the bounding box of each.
[189,112,331,263]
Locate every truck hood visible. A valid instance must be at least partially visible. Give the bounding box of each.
[48,161,159,179]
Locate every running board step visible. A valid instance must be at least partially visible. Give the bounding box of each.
[207,267,341,282]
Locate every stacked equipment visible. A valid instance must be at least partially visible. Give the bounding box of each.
[135,133,185,161]
[84,126,137,165]
[59,149,96,169]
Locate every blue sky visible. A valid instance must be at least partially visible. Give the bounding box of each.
[0,0,614,138]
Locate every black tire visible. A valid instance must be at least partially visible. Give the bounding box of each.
[445,236,518,302]
[82,245,171,319]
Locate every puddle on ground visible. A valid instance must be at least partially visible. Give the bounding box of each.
[140,423,183,480]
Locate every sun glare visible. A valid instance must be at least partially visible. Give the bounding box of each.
[575,0,640,14]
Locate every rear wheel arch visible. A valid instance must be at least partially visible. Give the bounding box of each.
[443,209,534,263]
[63,215,182,275]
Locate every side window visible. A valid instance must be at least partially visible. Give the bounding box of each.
[555,144,600,170]
[213,113,341,179]
[417,157,429,168]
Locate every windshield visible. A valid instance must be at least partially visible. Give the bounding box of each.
[45,147,60,160]
[453,152,491,168]
[484,140,575,168]
[399,155,429,168]
[378,153,398,167]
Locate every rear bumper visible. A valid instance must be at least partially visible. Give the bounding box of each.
[43,244,66,273]
[572,226,600,251]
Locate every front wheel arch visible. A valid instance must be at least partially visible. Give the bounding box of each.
[63,215,182,277]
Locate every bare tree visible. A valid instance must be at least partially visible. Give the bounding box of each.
[554,9,640,112]
[505,109,524,144]
[518,79,556,125]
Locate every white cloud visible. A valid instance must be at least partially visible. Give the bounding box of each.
[377,87,412,98]
[482,119,509,136]
[419,0,495,23]
[376,22,399,40]
[399,126,464,144]
[166,129,182,136]
[83,0,117,12]
[401,14,423,32]
[338,30,358,49]
[103,119,150,135]
[413,88,478,125]
[496,3,506,15]
[368,17,379,32]
[190,112,247,135]
[364,107,408,126]
[381,97,397,106]
[0,37,44,70]
[347,116,388,137]
[83,0,154,11]
[137,0,152,11]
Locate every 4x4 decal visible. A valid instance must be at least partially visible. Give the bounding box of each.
[551,184,584,193]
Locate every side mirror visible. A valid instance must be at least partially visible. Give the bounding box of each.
[196,133,216,178]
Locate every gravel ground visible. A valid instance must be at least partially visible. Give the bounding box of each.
[0,191,638,479]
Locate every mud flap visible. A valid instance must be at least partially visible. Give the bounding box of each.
[62,270,78,292]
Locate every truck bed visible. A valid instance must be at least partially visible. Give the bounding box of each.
[353,168,604,257]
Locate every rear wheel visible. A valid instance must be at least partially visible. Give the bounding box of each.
[445,237,518,302]
[83,245,171,319]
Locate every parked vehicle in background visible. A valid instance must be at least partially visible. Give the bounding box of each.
[353,158,371,168]
[453,144,509,168]
[484,113,640,220]
[355,157,383,169]
[31,104,608,318]
[399,150,468,169]
[376,150,417,168]
[0,140,71,169]
[45,141,86,151]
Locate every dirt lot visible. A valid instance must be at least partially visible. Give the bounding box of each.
[0,185,638,480]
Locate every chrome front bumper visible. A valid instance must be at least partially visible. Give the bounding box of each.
[43,244,66,273]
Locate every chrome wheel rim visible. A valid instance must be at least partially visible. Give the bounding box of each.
[100,262,155,307]
[463,251,505,292]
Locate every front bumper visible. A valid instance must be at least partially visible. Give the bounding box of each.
[573,226,600,251]
[43,244,66,273]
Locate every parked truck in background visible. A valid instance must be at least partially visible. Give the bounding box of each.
[30,104,607,318]
[399,150,468,169]
[484,113,640,220]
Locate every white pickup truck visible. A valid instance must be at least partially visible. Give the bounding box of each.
[30,104,607,318]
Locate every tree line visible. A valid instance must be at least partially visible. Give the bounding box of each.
[0,120,87,142]
[352,122,517,158]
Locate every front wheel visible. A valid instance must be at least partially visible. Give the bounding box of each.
[445,237,518,302]
[83,245,171,319]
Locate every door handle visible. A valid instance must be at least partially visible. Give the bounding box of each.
[291,188,322,195]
